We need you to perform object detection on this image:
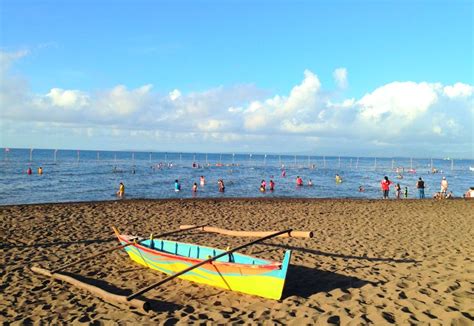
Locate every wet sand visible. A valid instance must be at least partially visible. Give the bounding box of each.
[1,198,473,324]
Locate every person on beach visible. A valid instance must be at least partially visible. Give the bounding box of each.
[117,182,125,197]
[296,176,303,186]
[416,177,425,199]
[192,182,198,193]
[463,187,474,198]
[335,174,342,183]
[174,179,181,192]
[440,177,448,195]
[218,179,225,192]
[380,176,393,199]
[269,179,275,191]
[404,187,409,198]
[200,176,205,186]
[260,180,266,192]
[395,183,401,199]
[27,167,32,175]
[38,167,43,175]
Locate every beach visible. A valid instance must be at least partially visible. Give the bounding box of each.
[1,198,473,324]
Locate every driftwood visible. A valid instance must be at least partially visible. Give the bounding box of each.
[180,225,313,238]
[126,229,293,301]
[31,266,150,312]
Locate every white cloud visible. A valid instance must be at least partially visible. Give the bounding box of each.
[333,67,348,89]
[443,83,474,98]
[1,49,473,157]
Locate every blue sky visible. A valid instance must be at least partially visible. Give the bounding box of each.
[1,0,473,157]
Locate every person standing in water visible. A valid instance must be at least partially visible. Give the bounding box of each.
[27,167,32,175]
[200,176,205,186]
[440,177,448,195]
[296,176,303,186]
[218,179,225,192]
[174,179,181,192]
[395,183,401,199]
[335,174,342,183]
[38,167,43,175]
[260,180,266,192]
[380,176,393,199]
[269,179,275,191]
[416,177,425,199]
[117,182,125,197]
[192,182,198,193]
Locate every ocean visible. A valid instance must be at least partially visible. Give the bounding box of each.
[0,148,472,205]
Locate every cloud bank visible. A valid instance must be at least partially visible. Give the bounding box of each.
[1,50,473,157]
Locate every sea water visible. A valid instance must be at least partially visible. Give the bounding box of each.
[0,148,472,205]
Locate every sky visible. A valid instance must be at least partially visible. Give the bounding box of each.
[0,0,473,158]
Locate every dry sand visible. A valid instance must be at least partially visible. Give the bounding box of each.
[1,198,473,325]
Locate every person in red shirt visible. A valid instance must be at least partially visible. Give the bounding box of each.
[296,176,303,186]
[380,176,393,199]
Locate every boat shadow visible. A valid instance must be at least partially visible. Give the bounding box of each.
[283,264,378,299]
[60,271,182,314]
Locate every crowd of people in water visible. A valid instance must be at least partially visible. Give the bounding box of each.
[23,164,472,200]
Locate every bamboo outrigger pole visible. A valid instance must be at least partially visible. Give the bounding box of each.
[51,224,207,274]
[127,229,293,301]
[31,266,150,312]
[179,225,313,238]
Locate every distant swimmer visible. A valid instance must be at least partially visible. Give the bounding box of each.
[116,182,125,198]
[335,174,342,183]
[174,179,181,192]
[38,167,43,175]
[397,174,403,179]
[218,179,225,192]
[269,179,275,191]
[27,167,32,175]
[281,170,286,177]
[260,180,266,192]
[296,176,303,186]
[192,182,198,193]
[359,186,365,192]
[200,175,205,186]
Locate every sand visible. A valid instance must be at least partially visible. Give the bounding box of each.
[1,198,473,325]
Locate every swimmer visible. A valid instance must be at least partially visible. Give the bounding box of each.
[307,179,313,186]
[218,179,225,192]
[281,170,286,177]
[335,174,342,183]
[192,182,198,193]
[174,179,181,192]
[27,167,32,175]
[38,167,43,175]
[200,176,205,186]
[260,180,266,192]
[296,176,303,186]
[359,186,365,192]
[116,182,125,197]
[269,179,275,191]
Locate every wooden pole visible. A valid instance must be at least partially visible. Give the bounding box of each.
[179,225,313,238]
[51,224,207,274]
[31,266,150,312]
[127,229,292,301]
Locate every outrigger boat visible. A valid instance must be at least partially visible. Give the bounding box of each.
[31,225,312,311]
[114,228,292,300]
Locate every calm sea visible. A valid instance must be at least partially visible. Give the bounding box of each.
[0,148,472,205]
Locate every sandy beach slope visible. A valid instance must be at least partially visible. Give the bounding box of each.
[1,198,473,324]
